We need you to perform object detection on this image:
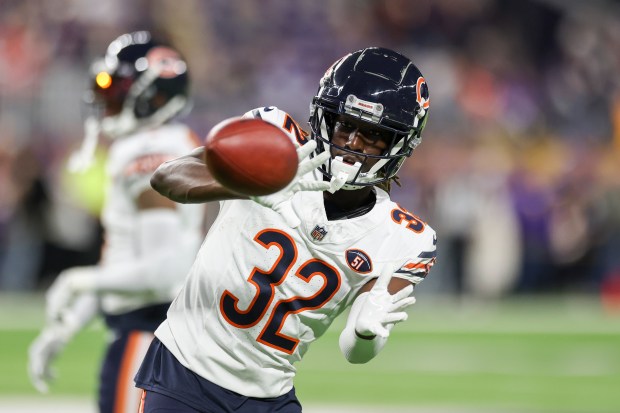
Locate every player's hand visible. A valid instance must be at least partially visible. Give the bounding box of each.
[27,323,73,393]
[354,263,417,339]
[251,140,331,227]
[46,267,96,323]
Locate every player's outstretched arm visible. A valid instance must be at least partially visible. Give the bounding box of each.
[28,293,98,393]
[150,147,244,204]
[43,206,200,300]
[339,263,417,364]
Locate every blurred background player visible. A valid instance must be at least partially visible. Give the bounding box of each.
[27,31,205,413]
[134,47,436,412]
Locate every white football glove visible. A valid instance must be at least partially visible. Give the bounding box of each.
[251,140,331,228]
[27,322,73,393]
[46,266,97,324]
[29,293,98,393]
[354,263,417,339]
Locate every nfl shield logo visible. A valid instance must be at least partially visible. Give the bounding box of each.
[311,225,328,241]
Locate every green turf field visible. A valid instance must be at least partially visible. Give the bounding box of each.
[1,293,618,412]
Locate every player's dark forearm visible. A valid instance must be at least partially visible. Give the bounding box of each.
[151,155,243,204]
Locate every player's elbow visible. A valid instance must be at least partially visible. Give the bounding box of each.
[150,165,169,195]
[150,164,186,204]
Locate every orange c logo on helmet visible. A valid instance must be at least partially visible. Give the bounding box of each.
[416,77,430,109]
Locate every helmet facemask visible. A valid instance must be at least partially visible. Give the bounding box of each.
[310,95,426,191]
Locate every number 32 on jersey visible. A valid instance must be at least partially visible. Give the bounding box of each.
[219,229,341,354]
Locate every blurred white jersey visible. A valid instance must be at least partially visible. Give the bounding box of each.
[100,123,204,315]
[155,108,437,397]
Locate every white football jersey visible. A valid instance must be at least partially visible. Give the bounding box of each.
[100,123,205,315]
[155,108,437,397]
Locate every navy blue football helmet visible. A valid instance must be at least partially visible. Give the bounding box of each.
[87,31,189,139]
[69,31,190,172]
[309,47,430,189]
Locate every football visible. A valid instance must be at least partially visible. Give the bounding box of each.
[204,117,298,196]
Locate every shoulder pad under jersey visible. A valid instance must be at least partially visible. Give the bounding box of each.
[242,106,309,147]
[394,223,437,285]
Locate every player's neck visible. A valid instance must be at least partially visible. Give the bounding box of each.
[323,187,376,219]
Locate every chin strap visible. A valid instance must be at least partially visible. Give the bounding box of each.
[327,156,362,193]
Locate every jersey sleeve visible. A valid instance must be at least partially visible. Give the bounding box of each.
[122,153,176,198]
[117,125,201,199]
[393,225,437,285]
[242,106,309,147]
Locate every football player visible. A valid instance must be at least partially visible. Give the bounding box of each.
[135,47,436,412]
[27,31,205,413]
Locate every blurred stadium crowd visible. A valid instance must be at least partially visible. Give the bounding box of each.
[1,0,619,303]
